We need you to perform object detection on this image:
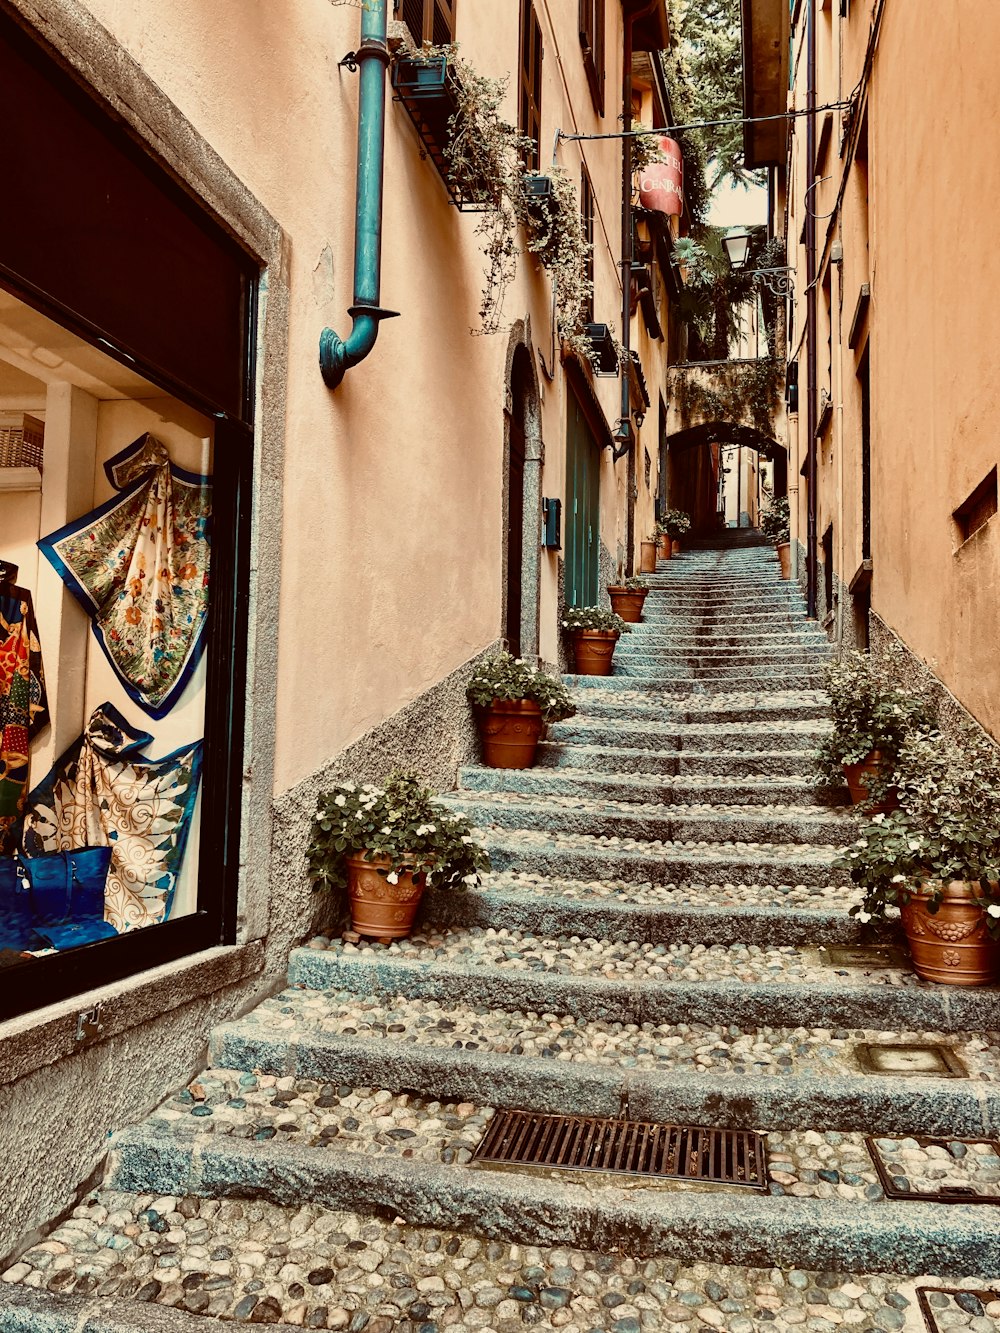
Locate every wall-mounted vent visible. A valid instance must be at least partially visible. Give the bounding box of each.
[954,467,997,545]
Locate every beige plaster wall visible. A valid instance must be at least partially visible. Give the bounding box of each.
[787,0,1000,734]
[75,0,635,787]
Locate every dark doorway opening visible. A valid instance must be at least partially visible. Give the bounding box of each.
[505,353,529,656]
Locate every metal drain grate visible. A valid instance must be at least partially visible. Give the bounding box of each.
[866,1136,1000,1204]
[916,1287,1000,1332]
[471,1111,768,1189]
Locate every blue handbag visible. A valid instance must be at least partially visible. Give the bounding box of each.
[19,847,117,949]
[0,856,33,951]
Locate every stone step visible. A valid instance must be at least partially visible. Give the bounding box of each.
[482,827,847,888]
[619,629,828,647]
[442,790,854,848]
[613,651,826,671]
[103,1074,1000,1275]
[567,671,825,692]
[422,872,863,944]
[286,931,1000,1034]
[457,762,838,807]
[210,986,1000,1135]
[565,694,830,727]
[8,1193,974,1333]
[536,741,823,778]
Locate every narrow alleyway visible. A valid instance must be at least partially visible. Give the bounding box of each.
[4,538,1000,1331]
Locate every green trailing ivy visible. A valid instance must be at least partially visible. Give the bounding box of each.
[671,357,783,437]
[308,771,490,895]
[466,651,576,724]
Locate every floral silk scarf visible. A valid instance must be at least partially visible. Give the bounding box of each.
[0,587,49,855]
[24,702,203,932]
[38,434,212,719]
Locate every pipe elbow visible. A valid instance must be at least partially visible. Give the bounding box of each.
[319,306,399,389]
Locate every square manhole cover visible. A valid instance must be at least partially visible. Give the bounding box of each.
[866,1136,1000,1202]
[818,944,910,969]
[916,1287,1000,1332]
[854,1043,968,1078]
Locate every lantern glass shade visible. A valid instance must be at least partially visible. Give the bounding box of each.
[723,232,752,269]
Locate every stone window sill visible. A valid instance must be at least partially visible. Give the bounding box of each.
[0,940,265,1088]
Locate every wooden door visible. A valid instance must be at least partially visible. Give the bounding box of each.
[565,390,600,607]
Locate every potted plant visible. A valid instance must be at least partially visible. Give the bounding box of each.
[563,605,630,675]
[842,731,1000,986]
[640,534,659,572]
[607,575,649,623]
[654,521,671,562]
[308,771,490,942]
[466,651,576,768]
[663,508,691,555]
[760,496,791,577]
[817,652,936,811]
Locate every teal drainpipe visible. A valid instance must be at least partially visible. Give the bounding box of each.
[320,0,399,388]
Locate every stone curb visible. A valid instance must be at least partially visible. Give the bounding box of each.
[0,1285,309,1333]
[442,792,855,848]
[105,1125,1000,1276]
[482,833,845,887]
[420,882,862,945]
[208,1020,1000,1136]
[286,948,1000,1034]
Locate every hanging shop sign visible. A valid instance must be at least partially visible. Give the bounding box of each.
[638,137,684,216]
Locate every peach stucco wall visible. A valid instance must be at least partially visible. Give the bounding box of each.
[73,0,662,791]
[786,0,1000,735]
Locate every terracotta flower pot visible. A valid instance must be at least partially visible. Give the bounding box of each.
[476,698,544,768]
[639,541,657,573]
[671,539,682,556]
[900,882,1000,986]
[776,541,791,579]
[842,749,898,814]
[657,534,671,561]
[571,628,620,676]
[345,851,426,941]
[608,587,648,624]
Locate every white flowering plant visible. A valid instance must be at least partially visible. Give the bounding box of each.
[816,651,936,799]
[562,606,630,634]
[608,575,649,592]
[466,651,576,724]
[308,771,489,895]
[660,509,692,538]
[839,730,1000,933]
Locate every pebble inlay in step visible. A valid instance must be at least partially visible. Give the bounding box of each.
[4,1191,977,1332]
[244,986,1000,1081]
[309,926,922,989]
[917,1286,1000,1333]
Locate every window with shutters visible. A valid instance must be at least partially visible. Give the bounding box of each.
[579,0,605,116]
[581,164,595,323]
[396,0,456,47]
[518,0,543,171]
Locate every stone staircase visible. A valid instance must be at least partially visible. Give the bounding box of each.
[4,537,1000,1332]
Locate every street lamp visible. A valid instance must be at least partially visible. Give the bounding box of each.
[723,230,795,298]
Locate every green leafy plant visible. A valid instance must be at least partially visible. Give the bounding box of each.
[816,651,937,795]
[630,120,665,173]
[662,508,692,538]
[519,165,597,366]
[562,606,630,633]
[759,496,790,544]
[308,771,490,895]
[466,651,576,724]
[840,730,1000,932]
[608,575,648,591]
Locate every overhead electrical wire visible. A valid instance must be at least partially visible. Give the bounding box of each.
[557,99,854,144]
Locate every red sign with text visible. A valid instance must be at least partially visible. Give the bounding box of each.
[638,137,684,216]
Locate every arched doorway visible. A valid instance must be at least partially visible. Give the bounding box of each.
[503,331,543,658]
[665,421,787,533]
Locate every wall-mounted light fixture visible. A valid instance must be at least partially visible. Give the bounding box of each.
[723,230,795,298]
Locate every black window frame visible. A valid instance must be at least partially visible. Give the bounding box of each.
[0,14,256,1024]
[578,0,605,116]
[580,163,596,323]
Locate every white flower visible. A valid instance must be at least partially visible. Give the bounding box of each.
[514,658,523,665]
[343,782,357,792]
[334,795,346,807]
[908,838,923,851]
[872,812,885,824]
[891,874,905,884]
[461,835,474,844]
[463,874,479,886]
[856,910,872,923]
[988,905,1000,919]
[380,826,392,835]
[855,838,868,847]
[386,872,399,885]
